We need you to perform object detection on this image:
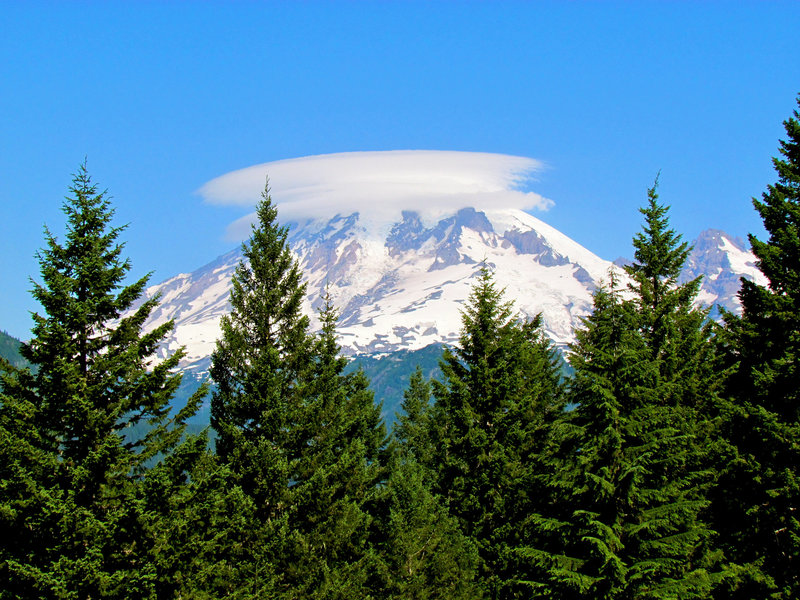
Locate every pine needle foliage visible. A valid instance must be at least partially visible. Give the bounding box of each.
[210,181,311,511]
[209,181,312,593]
[210,186,402,597]
[628,180,717,410]
[379,366,481,599]
[281,297,390,598]
[394,366,434,465]
[375,457,482,600]
[715,94,800,599]
[138,432,267,598]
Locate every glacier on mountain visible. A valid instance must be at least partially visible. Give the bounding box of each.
[682,229,767,315]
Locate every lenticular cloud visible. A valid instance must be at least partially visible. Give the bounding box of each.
[197,150,552,241]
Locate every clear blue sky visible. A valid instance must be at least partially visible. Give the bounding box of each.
[2,1,798,340]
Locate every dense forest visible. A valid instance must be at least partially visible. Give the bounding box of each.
[1,95,799,599]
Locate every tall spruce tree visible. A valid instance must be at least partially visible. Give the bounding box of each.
[0,164,202,598]
[524,183,721,599]
[628,180,717,410]
[209,181,312,594]
[394,366,435,467]
[210,187,404,597]
[138,428,266,598]
[715,94,800,599]
[428,265,564,598]
[375,456,482,600]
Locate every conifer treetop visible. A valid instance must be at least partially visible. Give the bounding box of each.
[627,177,694,307]
[749,94,800,297]
[29,163,146,363]
[714,93,800,600]
[210,179,312,469]
[24,163,185,456]
[733,93,800,422]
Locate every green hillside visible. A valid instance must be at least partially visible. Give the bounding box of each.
[171,344,448,431]
[0,330,27,369]
[347,343,444,423]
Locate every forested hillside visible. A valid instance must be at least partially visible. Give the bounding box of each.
[0,331,26,369]
[1,96,799,599]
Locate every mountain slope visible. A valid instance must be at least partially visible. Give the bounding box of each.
[681,229,768,316]
[0,330,27,369]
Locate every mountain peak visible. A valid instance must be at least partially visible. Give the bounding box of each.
[693,228,748,253]
[137,206,623,371]
[681,229,766,315]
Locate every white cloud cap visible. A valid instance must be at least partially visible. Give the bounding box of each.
[198,150,552,240]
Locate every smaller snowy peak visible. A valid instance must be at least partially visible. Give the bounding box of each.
[289,213,364,285]
[613,257,633,268]
[451,206,495,234]
[681,229,767,315]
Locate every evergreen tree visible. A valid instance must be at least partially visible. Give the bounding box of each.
[428,265,564,598]
[138,431,271,598]
[715,94,800,599]
[209,181,313,594]
[524,183,722,599]
[529,278,718,599]
[280,298,389,598]
[394,366,434,466]
[628,179,717,410]
[375,366,481,599]
[210,187,400,597]
[375,457,482,600]
[210,181,311,485]
[0,164,203,598]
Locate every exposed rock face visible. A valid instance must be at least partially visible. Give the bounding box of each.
[503,229,571,267]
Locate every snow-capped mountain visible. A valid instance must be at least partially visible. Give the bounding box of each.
[139,206,617,372]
